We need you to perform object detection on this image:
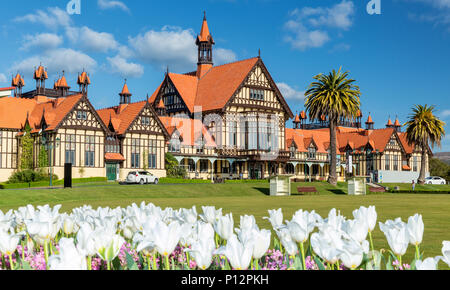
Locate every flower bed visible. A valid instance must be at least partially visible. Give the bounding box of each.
[0,203,448,270]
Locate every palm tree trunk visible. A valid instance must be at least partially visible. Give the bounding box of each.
[328,120,338,186]
[418,145,427,185]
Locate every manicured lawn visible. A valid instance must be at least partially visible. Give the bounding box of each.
[1,182,449,267]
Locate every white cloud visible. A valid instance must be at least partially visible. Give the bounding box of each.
[10,48,97,76]
[0,73,7,83]
[129,26,197,71]
[67,26,119,53]
[14,7,72,30]
[277,83,305,100]
[285,0,355,51]
[215,48,237,65]
[98,0,130,12]
[106,55,144,78]
[439,109,450,119]
[21,33,63,51]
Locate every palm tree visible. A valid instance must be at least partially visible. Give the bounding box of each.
[405,105,446,184]
[305,68,361,186]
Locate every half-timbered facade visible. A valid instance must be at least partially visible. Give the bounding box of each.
[148,16,294,180]
[97,83,170,181]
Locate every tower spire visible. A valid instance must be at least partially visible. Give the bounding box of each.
[196,12,215,79]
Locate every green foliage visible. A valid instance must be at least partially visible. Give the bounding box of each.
[165,153,186,178]
[429,158,450,182]
[38,145,49,168]
[142,150,148,171]
[20,123,34,170]
[304,67,361,185]
[7,169,55,184]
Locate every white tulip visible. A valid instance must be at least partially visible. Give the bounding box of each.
[275,227,298,256]
[239,215,258,232]
[379,220,409,256]
[186,238,216,270]
[263,209,284,230]
[214,213,234,241]
[180,206,198,225]
[310,228,343,264]
[48,238,87,270]
[0,230,23,256]
[200,206,222,225]
[286,220,308,244]
[407,214,424,246]
[150,220,182,256]
[342,219,369,244]
[93,229,125,262]
[215,234,253,270]
[438,241,450,267]
[251,229,271,260]
[63,216,75,236]
[76,223,96,257]
[339,239,369,270]
[352,206,377,232]
[415,257,440,270]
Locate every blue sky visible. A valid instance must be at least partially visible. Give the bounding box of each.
[0,0,449,151]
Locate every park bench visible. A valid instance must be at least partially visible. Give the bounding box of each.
[369,187,386,193]
[297,187,319,195]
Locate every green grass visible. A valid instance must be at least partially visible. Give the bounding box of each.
[0,177,108,189]
[0,182,449,267]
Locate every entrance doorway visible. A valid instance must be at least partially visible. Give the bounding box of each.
[106,163,118,181]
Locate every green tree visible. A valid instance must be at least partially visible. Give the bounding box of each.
[143,150,149,171]
[20,123,34,170]
[429,158,449,180]
[165,152,186,178]
[38,145,49,168]
[405,105,446,184]
[305,67,361,186]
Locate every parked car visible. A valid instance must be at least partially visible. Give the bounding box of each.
[425,176,447,185]
[126,171,159,185]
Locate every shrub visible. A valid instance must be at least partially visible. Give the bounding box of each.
[7,169,58,184]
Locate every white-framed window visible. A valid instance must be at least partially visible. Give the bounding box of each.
[169,134,181,153]
[385,155,390,171]
[141,116,150,126]
[85,136,95,167]
[76,111,87,120]
[307,146,317,160]
[393,155,399,171]
[413,156,418,172]
[65,135,76,165]
[290,145,296,158]
[228,121,237,148]
[250,89,264,101]
[148,140,157,169]
[131,139,140,168]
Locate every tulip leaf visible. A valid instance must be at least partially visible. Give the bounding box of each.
[386,256,394,270]
[293,256,303,270]
[126,252,139,270]
[314,256,326,270]
[21,261,33,270]
[112,256,122,270]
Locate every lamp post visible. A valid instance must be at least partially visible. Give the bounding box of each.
[41,134,60,187]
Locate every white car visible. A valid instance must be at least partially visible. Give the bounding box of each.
[126,171,159,185]
[425,176,447,185]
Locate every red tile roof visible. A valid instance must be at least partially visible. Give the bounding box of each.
[159,116,216,147]
[105,153,125,161]
[98,101,146,135]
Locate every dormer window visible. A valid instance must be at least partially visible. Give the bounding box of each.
[307,146,316,160]
[77,111,87,120]
[290,145,296,158]
[169,134,181,153]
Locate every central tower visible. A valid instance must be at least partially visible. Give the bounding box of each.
[196,12,215,79]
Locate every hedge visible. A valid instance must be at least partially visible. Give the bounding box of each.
[0,177,107,190]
